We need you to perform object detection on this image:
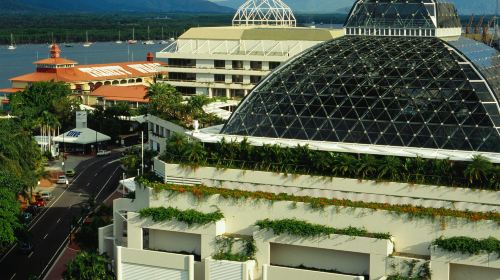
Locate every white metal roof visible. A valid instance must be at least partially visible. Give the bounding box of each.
[190,126,500,163]
[233,0,297,27]
[53,128,111,145]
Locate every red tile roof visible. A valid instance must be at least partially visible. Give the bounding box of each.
[10,61,166,83]
[90,85,149,103]
[34,57,78,65]
[0,88,23,93]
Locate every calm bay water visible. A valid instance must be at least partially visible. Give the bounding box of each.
[0,42,166,89]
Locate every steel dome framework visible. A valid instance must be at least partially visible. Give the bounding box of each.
[232,0,297,27]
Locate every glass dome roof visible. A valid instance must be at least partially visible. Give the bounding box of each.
[221,36,500,153]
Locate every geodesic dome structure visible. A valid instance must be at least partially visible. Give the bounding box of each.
[222,0,500,154]
[232,0,297,27]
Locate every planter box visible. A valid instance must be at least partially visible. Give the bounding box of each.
[205,258,256,280]
[263,264,364,280]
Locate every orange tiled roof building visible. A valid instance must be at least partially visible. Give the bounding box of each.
[1,44,165,106]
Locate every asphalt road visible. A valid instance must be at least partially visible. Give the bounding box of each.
[0,153,123,280]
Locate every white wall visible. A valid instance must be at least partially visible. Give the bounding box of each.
[270,243,370,276]
[149,229,202,256]
[450,264,500,280]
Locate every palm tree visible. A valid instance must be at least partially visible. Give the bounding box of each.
[378,156,402,181]
[332,153,359,177]
[63,251,114,280]
[182,141,207,166]
[464,155,493,188]
[357,154,379,180]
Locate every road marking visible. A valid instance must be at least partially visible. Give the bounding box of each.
[94,173,98,176]
[86,183,90,187]
[26,156,117,232]
[56,218,61,224]
[0,244,16,263]
[28,251,34,258]
[95,166,121,200]
[9,273,16,280]
[43,233,49,240]
[38,236,69,279]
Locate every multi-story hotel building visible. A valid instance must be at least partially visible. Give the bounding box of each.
[100,1,500,280]
[156,1,343,99]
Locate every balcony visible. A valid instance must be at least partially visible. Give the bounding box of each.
[263,264,364,280]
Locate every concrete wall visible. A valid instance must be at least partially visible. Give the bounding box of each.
[263,264,364,280]
[269,243,370,276]
[117,246,194,280]
[98,224,114,257]
[149,229,202,256]
[431,246,500,280]
[205,258,256,280]
[163,164,499,208]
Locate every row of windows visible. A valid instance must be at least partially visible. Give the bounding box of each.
[169,73,262,84]
[168,58,281,71]
[346,27,436,37]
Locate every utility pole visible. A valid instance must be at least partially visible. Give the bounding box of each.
[141,131,144,175]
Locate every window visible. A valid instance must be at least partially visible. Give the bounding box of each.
[168,72,196,81]
[269,62,281,70]
[250,76,262,84]
[176,87,196,95]
[214,74,225,82]
[232,60,244,70]
[250,61,262,70]
[213,88,226,97]
[214,60,225,69]
[168,58,195,68]
[232,75,244,83]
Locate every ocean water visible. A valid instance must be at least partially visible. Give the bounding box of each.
[0,42,166,89]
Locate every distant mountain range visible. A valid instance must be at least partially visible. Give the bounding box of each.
[0,0,234,13]
[212,0,497,15]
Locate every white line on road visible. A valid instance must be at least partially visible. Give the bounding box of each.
[0,244,16,263]
[9,273,16,280]
[95,166,120,200]
[86,183,90,187]
[28,251,34,258]
[56,218,61,224]
[38,236,69,279]
[43,233,48,240]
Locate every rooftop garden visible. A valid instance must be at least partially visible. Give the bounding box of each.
[138,179,500,223]
[432,236,500,256]
[145,83,224,129]
[160,134,500,190]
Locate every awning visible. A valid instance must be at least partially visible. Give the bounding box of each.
[119,178,138,192]
[53,128,111,145]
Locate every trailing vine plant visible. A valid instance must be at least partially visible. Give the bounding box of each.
[255,218,391,239]
[432,236,500,257]
[213,235,257,262]
[139,207,223,226]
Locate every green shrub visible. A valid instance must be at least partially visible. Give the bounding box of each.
[139,207,223,226]
[255,218,391,239]
[433,236,500,256]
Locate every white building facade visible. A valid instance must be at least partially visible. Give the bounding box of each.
[156,0,343,99]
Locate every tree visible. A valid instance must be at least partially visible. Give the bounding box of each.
[357,154,379,179]
[378,156,402,181]
[9,81,78,129]
[0,187,22,251]
[63,251,114,280]
[147,83,183,120]
[464,155,493,187]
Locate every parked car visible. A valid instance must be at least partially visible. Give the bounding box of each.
[57,175,68,184]
[39,191,53,201]
[21,212,32,223]
[19,241,33,254]
[97,150,111,156]
[65,169,76,177]
[30,198,45,207]
[25,205,40,215]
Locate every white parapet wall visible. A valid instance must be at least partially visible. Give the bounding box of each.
[254,229,393,279]
[431,246,500,280]
[159,163,500,211]
[263,264,365,280]
[205,258,256,280]
[98,224,114,257]
[117,246,195,280]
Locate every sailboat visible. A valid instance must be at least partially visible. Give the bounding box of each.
[128,28,137,44]
[8,33,16,50]
[64,32,74,47]
[116,30,123,44]
[159,27,168,45]
[143,26,155,45]
[83,31,92,47]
